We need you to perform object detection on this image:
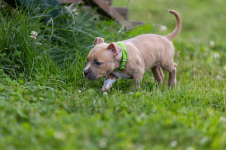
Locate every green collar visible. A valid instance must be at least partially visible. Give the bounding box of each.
[115,42,127,70]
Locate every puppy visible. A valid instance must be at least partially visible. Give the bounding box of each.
[83,10,182,91]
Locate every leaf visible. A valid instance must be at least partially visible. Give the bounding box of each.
[14,51,21,56]
[17,109,28,119]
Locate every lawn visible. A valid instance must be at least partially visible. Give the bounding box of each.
[0,0,226,150]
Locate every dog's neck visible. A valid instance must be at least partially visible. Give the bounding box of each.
[114,52,123,70]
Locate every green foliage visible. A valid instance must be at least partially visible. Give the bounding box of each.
[0,5,121,87]
[0,1,226,150]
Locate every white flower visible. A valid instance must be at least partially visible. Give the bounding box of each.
[29,31,38,40]
[186,147,195,150]
[31,31,38,36]
[213,53,220,58]
[137,144,144,150]
[35,42,43,45]
[216,75,223,80]
[209,40,215,48]
[160,25,167,32]
[78,90,81,93]
[200,136,209,145]
[170,140,178,147]
[99,138,107,148]
[54,131,66,140]
[103,92,108,95]
[129,92,134,95]
[219,116,226,122]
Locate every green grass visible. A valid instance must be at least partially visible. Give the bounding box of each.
[114,0,226,47]
[0,1,226,150]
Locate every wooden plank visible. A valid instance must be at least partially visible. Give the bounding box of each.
[83,0,126,23]
[113,7,129,20]
[56,0,83,4]
[56,0,111,5]
[103,0,111,6]
[55,0,142,29]
[126,20,144,27]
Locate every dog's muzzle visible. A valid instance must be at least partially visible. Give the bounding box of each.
[83,69,98,80]
[83,69,89,77]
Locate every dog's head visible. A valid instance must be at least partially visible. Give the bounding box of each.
[83,37,122,80]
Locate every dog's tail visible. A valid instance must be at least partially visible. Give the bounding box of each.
[166,10,182,41]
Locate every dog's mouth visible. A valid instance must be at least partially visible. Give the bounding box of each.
[84,74,104,80]
[85,76,103,81]
[83,69,106,80]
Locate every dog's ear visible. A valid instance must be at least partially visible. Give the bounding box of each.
[107,43,122,57]
[94,37,104,45]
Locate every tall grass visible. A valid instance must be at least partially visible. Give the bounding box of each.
[0,5,124,88]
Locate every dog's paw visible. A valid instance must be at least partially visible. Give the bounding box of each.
[102,86,110,92]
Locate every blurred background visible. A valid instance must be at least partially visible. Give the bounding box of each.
[114,0,226,48]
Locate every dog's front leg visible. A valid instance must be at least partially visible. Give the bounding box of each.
[102,74,118,91]
[131,72,144,91]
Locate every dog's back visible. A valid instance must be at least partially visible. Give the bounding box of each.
[123,34,174,69]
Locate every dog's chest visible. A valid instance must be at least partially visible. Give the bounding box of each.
[112,71,132,79]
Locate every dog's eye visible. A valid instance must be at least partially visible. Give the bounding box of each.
[95,61,102,66]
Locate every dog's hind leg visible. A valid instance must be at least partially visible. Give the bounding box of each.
[151,66,164,84]
[161,60,177,87]
[168,63,177,87]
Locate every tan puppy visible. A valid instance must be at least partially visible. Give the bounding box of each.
[83,10,182,91]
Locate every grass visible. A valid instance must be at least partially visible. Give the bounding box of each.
[0,0,226,150]
[114,0,226,48]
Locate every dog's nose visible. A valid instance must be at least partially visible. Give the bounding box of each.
[83,69,89,77]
